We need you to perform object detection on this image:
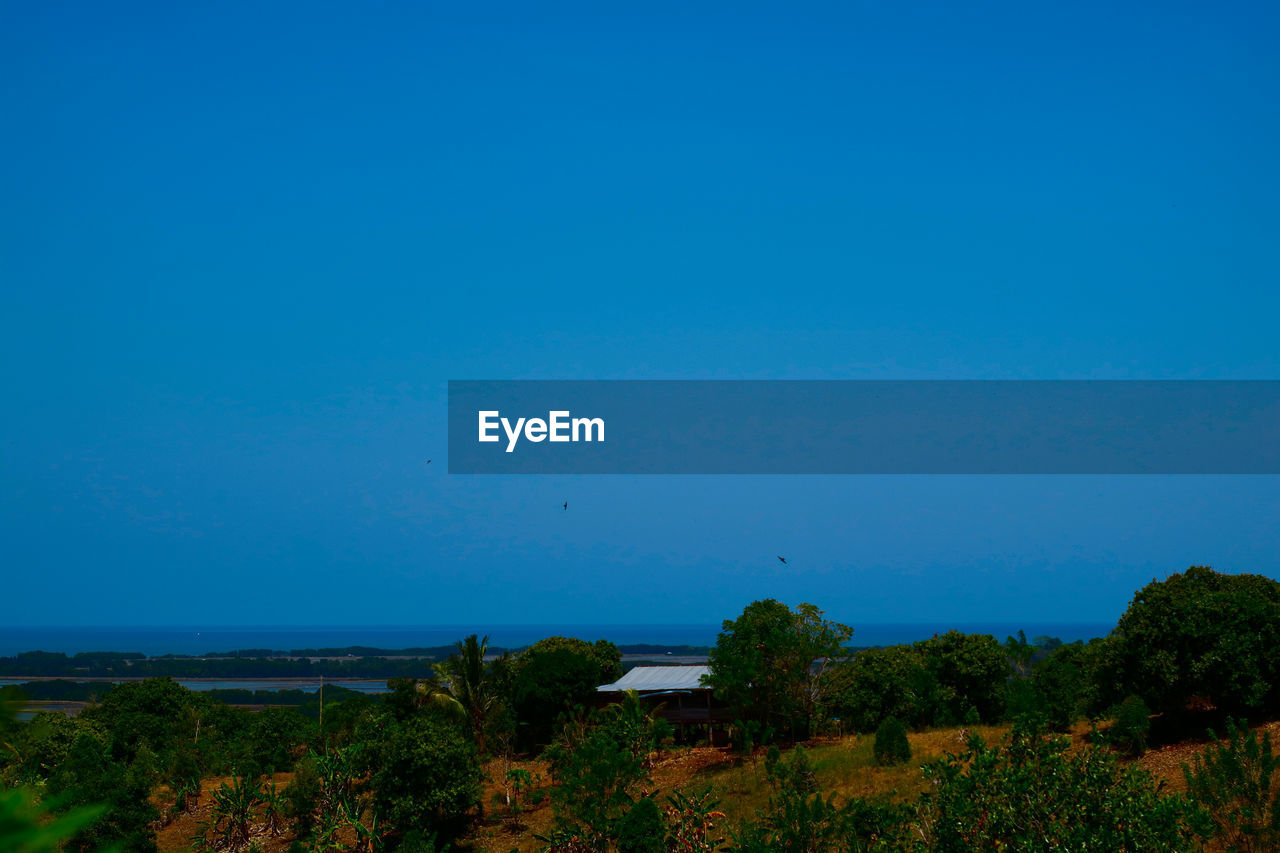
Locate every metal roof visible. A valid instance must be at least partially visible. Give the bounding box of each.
[597,665,710,693]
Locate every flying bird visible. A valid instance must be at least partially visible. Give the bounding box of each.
[777,556,787,564]
[563,501,568,511]
[426,459,431,464]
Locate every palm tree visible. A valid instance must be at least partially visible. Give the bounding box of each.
[433,633,503,755]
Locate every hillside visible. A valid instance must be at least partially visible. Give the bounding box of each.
[150,721,1280,852]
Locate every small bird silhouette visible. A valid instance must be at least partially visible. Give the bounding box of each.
[777,556,787,564]
[563,502,568,511]
[426,459,432,464]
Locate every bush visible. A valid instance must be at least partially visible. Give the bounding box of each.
[1183,718,1280,853]
[284,755,322,839]
[765,745,817,794]
[615,797,664,853]
[545,715,650,845]
[921,720,1205,852]
[392,830,442,853]
[1109,695,1152,755]
[873,717,911,766]
[363,715,482,842]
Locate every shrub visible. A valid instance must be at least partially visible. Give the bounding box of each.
[765,745,817,794]
[363,715,482,842]
[615,797,664,853]
[873,717,911,766]
[921,720,1205,852]
[1109,695,1152,755]
[392,830,442,853]
[545,717,649,845]
[284,755,322,839]
[1183,718,1280,853]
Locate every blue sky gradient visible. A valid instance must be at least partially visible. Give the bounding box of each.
[2,2,1278,626]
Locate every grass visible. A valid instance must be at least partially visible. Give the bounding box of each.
[461,725,1021,850]
[662,724,1012,830]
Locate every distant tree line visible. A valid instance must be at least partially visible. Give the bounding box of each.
[0,643,712,681]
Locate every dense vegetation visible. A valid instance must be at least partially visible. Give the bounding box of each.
[1,565,1278,851]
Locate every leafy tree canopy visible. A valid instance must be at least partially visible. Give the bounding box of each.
[361,713,482,844]
[513,637,622,748]
[826,631,1007,732]
[705,600,852,739]
[1101,566,1280,716]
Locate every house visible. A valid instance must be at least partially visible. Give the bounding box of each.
[596,664,733,744]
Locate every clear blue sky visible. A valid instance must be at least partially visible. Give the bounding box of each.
[2,1,1277,627]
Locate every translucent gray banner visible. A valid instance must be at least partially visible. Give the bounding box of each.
[447,381,1280,474]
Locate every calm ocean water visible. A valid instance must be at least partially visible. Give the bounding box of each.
[0,622,1114,658]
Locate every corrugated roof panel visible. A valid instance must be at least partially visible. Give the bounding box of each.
[597,665,710,692]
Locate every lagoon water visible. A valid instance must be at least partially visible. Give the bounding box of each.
[0,678,389,694]
[0,622,1113,658]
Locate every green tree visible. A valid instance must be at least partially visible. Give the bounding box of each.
[47,733,159,852]
[825,644,927,731]
[915,631,1007,725]
[828,631,1007,731]
[79,677,207,764]
[513,637,621,748]
[1031,641,1093,730]
[362,714,481,843]
[1100,566,1280,717]
[10,712,99,783]
[1005,640,1102,731]
[1005,630,1034,678]
[242,707,313,775]
[705,600,852,741]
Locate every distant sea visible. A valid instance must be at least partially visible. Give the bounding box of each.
[0,623,1114,658]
